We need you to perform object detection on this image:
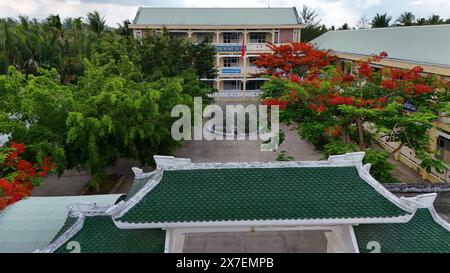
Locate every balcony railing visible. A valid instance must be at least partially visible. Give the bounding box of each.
[246,43,271,51]
[212,90,262,98]
[213,43,272,52]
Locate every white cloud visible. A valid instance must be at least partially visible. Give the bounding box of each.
[0,0,138,25]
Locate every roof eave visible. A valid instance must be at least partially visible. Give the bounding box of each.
[113,214,414,230]
[129,24,304,29]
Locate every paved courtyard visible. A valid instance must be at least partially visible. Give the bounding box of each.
[183,231,328,253]
[175,124,322,163]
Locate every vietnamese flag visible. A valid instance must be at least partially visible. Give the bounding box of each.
[241,39,245,58]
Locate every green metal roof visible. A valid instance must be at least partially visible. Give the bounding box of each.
[311,25,450,67]
[0,195,122,253]
[117,166,410,225]
[53,216,165,253]
[355,209,450,253]
[133,7,301,26]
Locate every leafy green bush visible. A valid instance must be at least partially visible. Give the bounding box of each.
[363,149,400,183]
[323,143,399,183]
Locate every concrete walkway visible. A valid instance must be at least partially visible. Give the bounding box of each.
[388,158,428,184]
[175,124,322,163]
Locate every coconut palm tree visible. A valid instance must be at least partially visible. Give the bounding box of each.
[371,13,392,28]
[299,5,321,28]
[426,14,444,25]
[87,11,106,37]
[117,20,132,37]
[396,12,416,26]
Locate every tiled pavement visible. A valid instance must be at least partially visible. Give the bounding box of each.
[183,231,328,253]
[175,124,322,163]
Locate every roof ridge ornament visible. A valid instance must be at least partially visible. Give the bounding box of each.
[400,193,438,209]
[328,152,366,164]
[154,155,191,169]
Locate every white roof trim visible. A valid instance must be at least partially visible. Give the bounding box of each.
[154,155,191,169]
[34,203,114,253]
[114,214,414,230]
[113,169,165,219]
[428,206,450,233]
[158,158,361,171]
[401,193,450,233]
[132,168,157,180]
[112,152,418,227]
[34,215,86,253]
[355,164,416,213]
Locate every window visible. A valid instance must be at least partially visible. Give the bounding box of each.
[293,29,299,42]
[223,32,239,43]
[223,81,241,90]
[223,58,240,67]
[248,57,258,67]
[135,30,142,39]
[246,80,265,91]
[274,30,280,44]
[436,136,450,164]
[249,33,266,43]
[196,33,213,43]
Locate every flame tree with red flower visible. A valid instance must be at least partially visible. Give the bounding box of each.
[255,43,449,182]
[0,142,56,210]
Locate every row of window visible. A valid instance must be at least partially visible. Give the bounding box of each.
[223,32,267,43]
[135,30,299,44]
[223,57,258,67]
[222,80,266,90]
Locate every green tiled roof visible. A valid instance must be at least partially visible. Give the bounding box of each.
[53,216,165,253]
[355,209,450,253]
[118,167,410,225]
[133,7,301,26]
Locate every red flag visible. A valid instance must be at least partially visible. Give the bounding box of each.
[241,39,245,58]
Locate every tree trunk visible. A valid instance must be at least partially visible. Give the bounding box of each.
[356,117,365,150]
[391,143,404,161]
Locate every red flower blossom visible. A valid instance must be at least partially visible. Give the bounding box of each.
[291,74,301,83]
[405,84,433,96]
[378,97,388,104]
[358,63,372,79]
[345,97,355,105]
[317,104,327,113]
[10,142,25,154]
[411,66,424,74]
[414,84,433,95]
[381,79,396,90]
[1,143,55,210]
[261,98,288,110]
[343,74,355,83]
[16,160,32,171]
[309,103,318,111]
[0,198,6,210]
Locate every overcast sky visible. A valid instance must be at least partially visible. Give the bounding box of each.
[1,0,450,28]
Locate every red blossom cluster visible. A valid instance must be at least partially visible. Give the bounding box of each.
[0,143,55,210]
[324,126,344,138]
[260,98,289,110]
[254,42,336,76]
[405,84,434,96]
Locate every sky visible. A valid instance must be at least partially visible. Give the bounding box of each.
[1,0,450,28]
